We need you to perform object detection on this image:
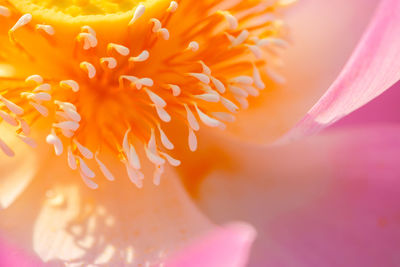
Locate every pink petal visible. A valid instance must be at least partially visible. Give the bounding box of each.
[164,223,256,267]
[285,0,400,140]
[0,236,42,267]
[197,124,400,266]
[336,80,400,127]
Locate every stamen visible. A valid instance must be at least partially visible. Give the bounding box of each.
[80,62,96,79]
[67,146,78,170]
[167,1,178,13]
[188,128,197,152]
[0,96,24,115]
[25,75,43,85]
[129,4,146,25]
[95,152,115,181]
[0,6,11,17]
[73,139,94,159]
[46,133,63,156]
[0,138,14,157]
[129,50,150,62]
[60,80,80,92]
[78,156,95,178]
[107,43,130,56]
[36,24,55,36]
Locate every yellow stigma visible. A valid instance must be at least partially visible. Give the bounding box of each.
[0,0,293,188]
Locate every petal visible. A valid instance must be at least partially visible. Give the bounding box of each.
[196,124,400,266]
[284,0,400,141]
[0,125,39,209]
[218,0,379,143]
[164,223,256,267]
[335,80,400,127]
[0,236,42,267]
[0,154,212,266]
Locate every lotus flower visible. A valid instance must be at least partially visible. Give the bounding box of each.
[0,0,399,266]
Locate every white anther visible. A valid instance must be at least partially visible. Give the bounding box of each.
[159,28,170,40]
[80,62,96,79]
[195,93,220,103]
[25,75,43,85]
[150,18,162,32]
[184,104,200,131]
[187,41,199,52]
[188,73,210,84]
[31,92,52,102]
[18,119,30,135]
[145,88,166,107]
[63,108,81,122]
[253,65,265,89]
[108,43,130,56]
[129,4,146,25]
[53,121,79,132]
[153,164,164,186]
[68,147,77,170]
[0,110,18,126]
[0,138,14,157]
[211,112,236,123]
[235,95,249,109]
[120,75,138,87]
[243,85,260,97]
[145,146,165,166]
[61,129,74,138]
[231,30,249,47]
[30,101,48,117]
[100,57,117,69]
[211,77,226,94]
[33,83,51,92]
[95,152,115,181]
[229,85,248,97]
[231,75,253,85]
[257,37,289,48]
[167,1,178,12]
[125,164,144,188]
[266,67,286,84]
[194,104,222,127]
[139,78,154,87]
[160,152,181,166]
[122,128,131,155]
[155,106,171,122]
[80,171,98,190]
[247,45,263,59]
[10,14,32,33]
[199,61,211,76]
[168,84,181,96]
[36,24,55,35]
[221,97,239,113]
[145,130,165,165]
[46,133,63,156]
[78,33,98,49]
[0,96,24,115]
[129,50,149,62]
[54,100,77,111]
[220,11,238,30]
[78,157,95,178]
[81,25,96,36]
[60,80,80,92]
[188,128,197,152]
[0,6,11,17]
[128,145,141,170]
[73,139,93,159]
[158,125,174,150]
[17,134,37,148]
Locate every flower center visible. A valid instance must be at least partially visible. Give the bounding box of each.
[0,0,294,188]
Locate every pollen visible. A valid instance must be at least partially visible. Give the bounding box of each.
[0,0,294,188]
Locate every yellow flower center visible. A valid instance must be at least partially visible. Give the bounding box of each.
[0,0,294,188]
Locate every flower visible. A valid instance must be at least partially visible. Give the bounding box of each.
[0,0,399,266]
